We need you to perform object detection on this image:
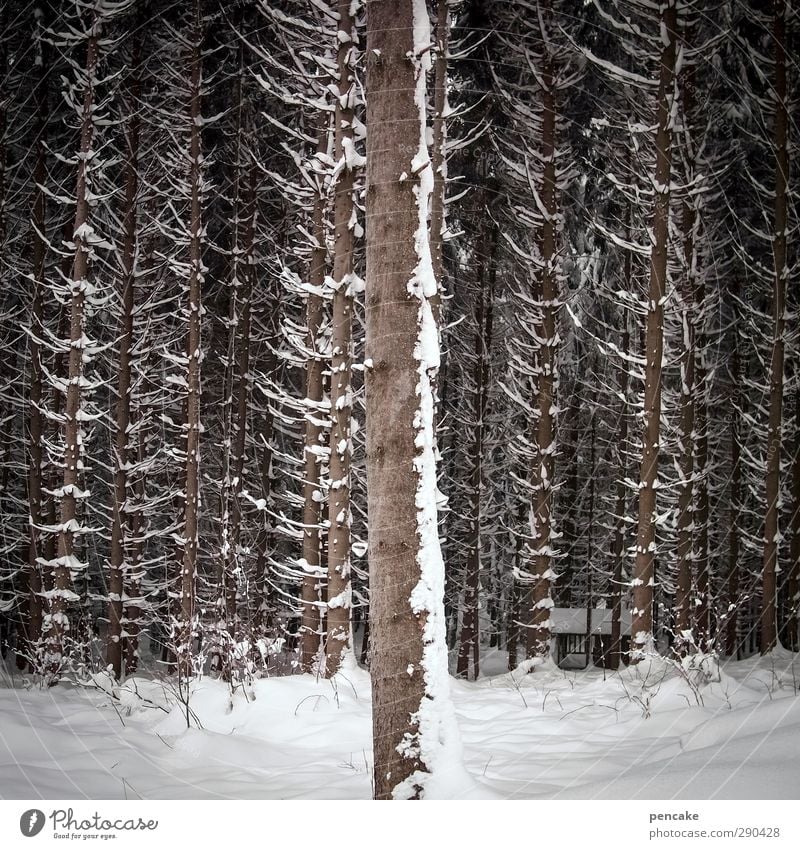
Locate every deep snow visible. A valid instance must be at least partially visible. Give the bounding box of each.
[0,649,798,800]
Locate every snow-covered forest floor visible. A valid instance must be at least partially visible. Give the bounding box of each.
[0,650,798,800]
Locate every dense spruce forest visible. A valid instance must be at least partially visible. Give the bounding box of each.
[0,0,797,800]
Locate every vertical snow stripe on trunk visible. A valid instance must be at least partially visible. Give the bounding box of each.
[365,0,464,801]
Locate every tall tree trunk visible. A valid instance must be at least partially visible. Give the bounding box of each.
[689,29,709,647]
[456,285,486,681]
[299,122,330,672]
[559,395,580,608]
[252,254,281,640]
[674,53,697,652]
[227,162,256,642]
[428,0,449,329]
[609,317,631,670]
[584,394,596,670]
[457,221,497,680]
[19,16,50,671]
[507,502,526,670]
[44,289,71,593]
[0,6,6,254]
[786,387,800,651]
[124,203,160,674]
[46,21,100,679]
[107,25,142,681]
[631,0,679,659]
[761,0,788,654]
[693,306,710,649]
[325,0,359,676]
[218,42,257,679]
[526,28,559,662]
[726,301,742,657]
[176,0,204,681]
[366,0,456,799]
[123,415,147,674]
[507,577,521,670]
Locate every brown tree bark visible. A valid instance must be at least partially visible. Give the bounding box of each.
[507,502,527,670]
[506,578,521,670]
[584,391,596,670]
[674,55,697,655]
[0,6,5,254]
[457,220,497,680]
[226,162,256,633]
[609,316,631,670]
[124,205,161,675]
[19,17,50,671]
[761,0,788,654]
[299,123,330,672]
[631,0,679,659]
[693,307,710,649]
[688,27,709,647]
[366,0,450,799]
[725,302,742,657]
[786,387,800,650]
[251,264,280,640]
[218,41,257,679]
[107,24,143,681]
[176,0,204,681]
[325,0,359,676]
[46,21,100,678]
[43,285,71,592]
[559,394,580,609]
[428,0,449,329]
[526,29,559,662]
[123,417,147,674]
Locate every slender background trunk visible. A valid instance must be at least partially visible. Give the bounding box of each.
[760,0,788,654]
[631,1,678,658]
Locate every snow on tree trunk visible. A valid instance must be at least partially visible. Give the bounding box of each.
[365,0,465,800]
[428,0,449,330]
[631,0,679,661]
[218,37,257,683]
[20,11,49,673]
[176,0,204,682]
[609,317,630,670]
[725,296,742,657]
[123,418,147,675]
[44,20,101,682]
[674,47,697,656]
[787,386,800,651]
[325,0,361,677]
[761,0,788,655]
[108,24,143,682]
[457,219,497,681]
[693,284,710,650]
[299,121,331,672]
[526,21,560,663]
